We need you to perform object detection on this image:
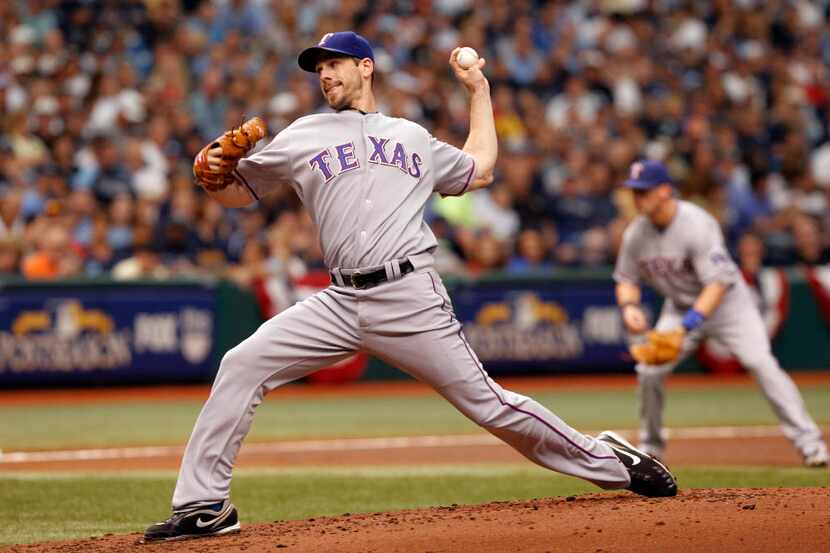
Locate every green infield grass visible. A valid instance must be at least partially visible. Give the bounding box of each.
[2,385,829,450]
[3,465,830,546]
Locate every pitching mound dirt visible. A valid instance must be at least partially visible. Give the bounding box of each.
[5,488,828,553]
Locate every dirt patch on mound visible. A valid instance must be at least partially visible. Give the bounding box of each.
[5,488,828,553]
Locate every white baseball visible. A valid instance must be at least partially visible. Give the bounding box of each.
[456,47,479,70]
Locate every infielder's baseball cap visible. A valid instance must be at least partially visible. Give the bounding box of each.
[298,32,374,72]
[623,160,673,190]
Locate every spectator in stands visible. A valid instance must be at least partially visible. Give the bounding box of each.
[506,227,553,274]
[788,173,828,221]
[155,218,199,274]
[0,189,25,241]
[21,223,78,280]
[189,67,229,139]
[84,237,115,278]
[727,171,778,245]
[792,214,830,266]
[125,137,168,202]
[6,112,48,170]
[74,135,133,204]
[549,175,615,247]
[107,193,135,261]
[737,233,765,278]
[0,238,21,277]
[470,184,520,243]
[195,198,231,252]
[580,227,611,268]
[498,141,547,226]
[466,230,506,276]
[227,239,268,289]
[226,207,266,263]
[112,237,169,281]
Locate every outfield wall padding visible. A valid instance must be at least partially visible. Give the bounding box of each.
[0,268,827,387]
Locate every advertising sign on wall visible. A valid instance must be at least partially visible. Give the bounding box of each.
[0,284,216,386]
[450,280,658,374]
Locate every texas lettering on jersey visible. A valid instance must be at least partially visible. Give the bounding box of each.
[637,250,733,282]
[637,256,694,280]
[308,135,423,183]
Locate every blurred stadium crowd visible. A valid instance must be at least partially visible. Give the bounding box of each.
[1,0,830,292]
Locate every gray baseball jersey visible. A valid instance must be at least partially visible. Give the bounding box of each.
[615,200,826,462]
[613,201,741,309]
[171,110,631,508]
[234,111,476,269]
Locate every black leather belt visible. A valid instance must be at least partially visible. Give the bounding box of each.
[332,260,414,289]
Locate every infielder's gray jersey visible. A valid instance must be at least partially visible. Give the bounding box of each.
[613,201,741,308]
[234,110,475,269]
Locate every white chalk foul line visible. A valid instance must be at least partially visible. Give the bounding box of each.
[0,425,791,464]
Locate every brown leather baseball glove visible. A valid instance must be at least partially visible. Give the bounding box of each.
[193,117,268,191]
[629,329,685,365]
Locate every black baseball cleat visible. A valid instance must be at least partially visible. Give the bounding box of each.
[143,499,240,542]
[598,431,678,498]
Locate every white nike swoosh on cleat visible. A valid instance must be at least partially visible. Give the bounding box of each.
[195,507,232,528]
[612,446,641,466]
[196,517,216,528]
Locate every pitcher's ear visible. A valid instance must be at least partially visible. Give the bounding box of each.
[359,58,374,79]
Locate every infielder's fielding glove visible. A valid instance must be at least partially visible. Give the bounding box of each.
[629,329,685,365]
[193,117,268,191]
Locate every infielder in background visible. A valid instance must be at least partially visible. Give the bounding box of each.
[614,160,828,468]
[143,32,677,542]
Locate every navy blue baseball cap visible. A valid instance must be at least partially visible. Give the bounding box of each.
[623,160,673,190]
[298,32,374,73]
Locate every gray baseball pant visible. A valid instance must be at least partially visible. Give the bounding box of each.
[636,287,826,459]
[172,268,629,507]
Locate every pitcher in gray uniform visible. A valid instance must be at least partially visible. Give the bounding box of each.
[143,32,677,543]
[614,160,828,468]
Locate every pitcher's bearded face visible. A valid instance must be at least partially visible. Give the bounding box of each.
[317,56,363,110]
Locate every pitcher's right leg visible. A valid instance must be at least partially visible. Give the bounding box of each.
[172,289,360,508]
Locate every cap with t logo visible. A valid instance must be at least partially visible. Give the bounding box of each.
[623,160,673,190]
[298,31,375,72]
